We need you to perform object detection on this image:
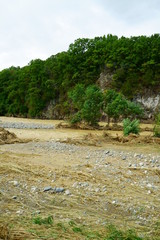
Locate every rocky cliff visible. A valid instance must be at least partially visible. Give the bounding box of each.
[98,71,160,119]
[134,91,160,119]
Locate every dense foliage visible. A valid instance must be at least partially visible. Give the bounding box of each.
[123,118,140,136]
[0,34,160,118]
[103,90,143,125]
[69,88,142,126]
[69,84,103,125]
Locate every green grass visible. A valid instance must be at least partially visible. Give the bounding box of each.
[2,215,159,240]
[30,220,147,240]
[32,215,53,225]
[104,225,143,240]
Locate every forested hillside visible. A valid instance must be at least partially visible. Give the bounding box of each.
[0,34,160,118]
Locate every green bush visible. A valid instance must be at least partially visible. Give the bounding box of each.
[70,112,82,124]
[123,118,140,136]
[153,113,160,137]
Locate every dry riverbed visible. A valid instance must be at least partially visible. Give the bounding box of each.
[0,117,160,239]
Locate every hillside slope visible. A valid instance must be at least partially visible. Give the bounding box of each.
[0,34,160,119]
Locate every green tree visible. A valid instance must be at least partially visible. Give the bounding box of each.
[81,85,103,125]
[104,90,126,125]
[69,85,103,126]
[68,84,86,110]
[0,34,159,119]
[104,90,143,125]
[125,101,143,119]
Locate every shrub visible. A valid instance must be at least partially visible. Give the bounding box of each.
[153,113,160,137]
[123,118,140,136]
[70,112,82,124]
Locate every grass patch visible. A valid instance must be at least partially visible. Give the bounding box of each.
[56,222,67,232]
[104,225,143,240]
[0,216,153,240]
[72,226,83,233]
[32,215,53,225]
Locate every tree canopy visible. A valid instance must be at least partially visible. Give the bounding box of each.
[0,34,159,118]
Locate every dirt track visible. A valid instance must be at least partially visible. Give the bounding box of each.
[0,117,160,239]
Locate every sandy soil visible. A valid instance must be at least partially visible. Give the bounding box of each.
[0,117,160,239]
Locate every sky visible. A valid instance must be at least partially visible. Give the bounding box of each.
[0,0,160,70]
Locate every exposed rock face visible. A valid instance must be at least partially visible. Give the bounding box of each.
[43,100,65,119]
[97,68,114,91]
[97,70,160,119]
[134,92,160,119]
[42,69,160,120]
[42,100,56,119]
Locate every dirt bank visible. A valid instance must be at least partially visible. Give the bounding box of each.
[0,127,23,145]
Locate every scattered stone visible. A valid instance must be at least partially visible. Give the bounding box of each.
[139,162,144,167]
[65,190,71,195]
[16,210,23,215]
[132,164,137,169]
[43,186,65,193]
[12,196,17,199]
[80,182,89,187]
[54,187,65,193]
[43,186,53,192]
[109,153,113,156]
[72,182,78,188]
[95,188,100,193]
[105,150,110,154]
[11,180,19,187]
[31,186,38,193]
[33,210,41,215]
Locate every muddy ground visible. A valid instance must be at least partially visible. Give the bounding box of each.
[0,117,159,240]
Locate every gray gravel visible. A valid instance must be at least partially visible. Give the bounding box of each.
[0,121,54,129]
[0,129,160,233]
[5,140,160,170]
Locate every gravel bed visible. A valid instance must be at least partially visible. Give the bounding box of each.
[0,136,160,232]
[0,121,55,129]
[5,140,160,169]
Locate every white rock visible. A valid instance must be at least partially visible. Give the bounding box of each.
[139,162,144,167]
[95,188,100,193]
[11,180,19,186]
[31,186,38,193]
[16,210,23,215]
[65,190,71,195]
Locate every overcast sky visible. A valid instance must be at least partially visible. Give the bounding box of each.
[0,0,160,70]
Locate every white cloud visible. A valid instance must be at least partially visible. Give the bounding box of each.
[0,0,160,70]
